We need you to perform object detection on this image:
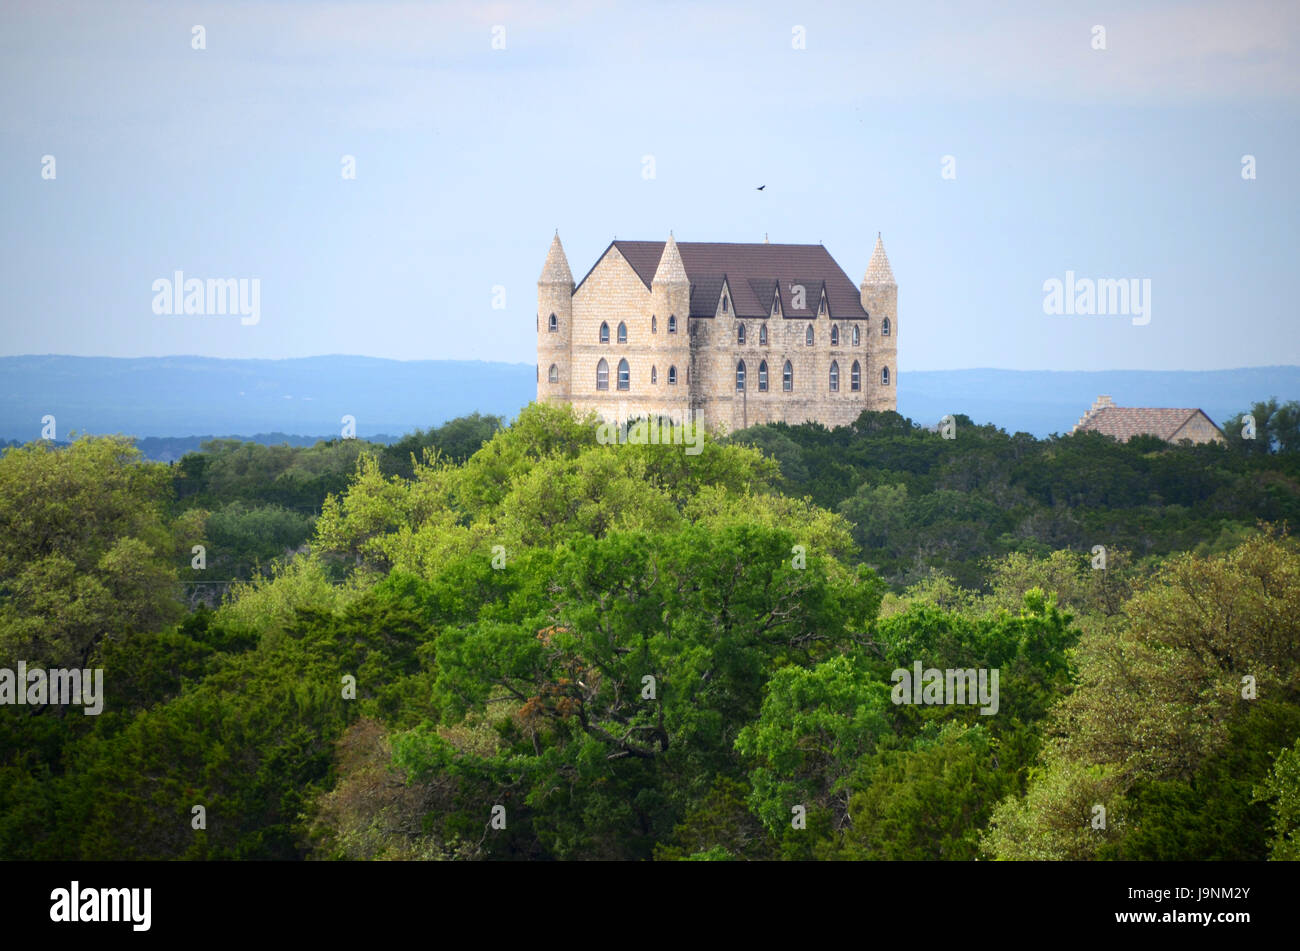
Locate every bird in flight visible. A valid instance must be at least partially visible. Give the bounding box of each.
[756,185,766,190]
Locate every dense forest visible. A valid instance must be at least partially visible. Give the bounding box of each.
[1,400,1298,860]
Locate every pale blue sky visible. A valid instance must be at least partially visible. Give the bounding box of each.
[2,0,1297,371]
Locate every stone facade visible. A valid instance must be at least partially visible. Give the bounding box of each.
[536,233,898,433]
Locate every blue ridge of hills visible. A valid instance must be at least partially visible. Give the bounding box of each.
[1,356,1296,459]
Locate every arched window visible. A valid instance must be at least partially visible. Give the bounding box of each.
[772,297,780,318]
[548,313,558,332]
[806,324,814,346]
[548,364,559,383]
[737,323,746,345]
[758,360,768,391]
[617,321,627,344]
[722,294,729,313]
[882,318,891,336]
[819,295,827,315]
[853,325,861,346]
[652,315,657,333]
[668,315,677,333]
[736,360,746,390]
[651,366,657,384]
[851,361,861,391]
[617,358,630,390]
[829,360,839,392]
[760,324,768,345]
[599,322,609,343]
[668,365,677,385]
[881,366,890,386]
[596,358,609,390]
[831,325,839,346]
[783,360,793,391]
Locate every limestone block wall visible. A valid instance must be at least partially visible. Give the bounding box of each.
[538,242,899,431]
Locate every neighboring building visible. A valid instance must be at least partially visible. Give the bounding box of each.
[1072,395,1226,445]
[536,232,898,432]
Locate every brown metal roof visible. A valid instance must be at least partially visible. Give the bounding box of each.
[602,241,870,319]
[1076,406,1221,442]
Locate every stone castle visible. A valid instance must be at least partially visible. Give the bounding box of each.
[536,233,897,432]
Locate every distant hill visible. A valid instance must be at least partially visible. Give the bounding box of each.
[1,356,1296,446]
[0,356,534,443]
[897,367,1300,437]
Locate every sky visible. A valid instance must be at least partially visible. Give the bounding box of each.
[1,0,1297,371]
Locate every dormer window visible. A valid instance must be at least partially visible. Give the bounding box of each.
[722,294,729,313]
[819,294,827,316]
[772,297,780,318]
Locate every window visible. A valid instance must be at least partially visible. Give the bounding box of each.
[783,360,793,391]
[758,360,768,391]
[772,298,780,318]
[722,294,729,313]
[652,315,657,333]
[853,325,860,346]
[596,358,609,390]
[881,366,890,386]
[599,322,609,343]
[819,295,827,315]
[831,325,839,346]
[617,321,627,344]
[548,364,559,383]
[617,358,630,390]
[548,313,558,332]
[651,366,657,384]
[882,318,891,336]
[668,365,677,385]
[736,360,746,390]
[805,324,814,346]
[829,361,839,392]
[668,315,677,333]
[737,323,746,345]
[760,324,768,345]
[851,361,861,391]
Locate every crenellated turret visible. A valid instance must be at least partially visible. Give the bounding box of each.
[652,233,692,415]
[537,232,574,403]
[860,232,897,405]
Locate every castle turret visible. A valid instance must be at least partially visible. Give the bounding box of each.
[537,232,573,403]
[652,233,692,419]
[860,233,897,408]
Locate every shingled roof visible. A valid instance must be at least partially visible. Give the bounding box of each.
[1072,395,1224,443]
[587,241,871,320]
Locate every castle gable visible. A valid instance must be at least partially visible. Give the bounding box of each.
[610,241,869,319]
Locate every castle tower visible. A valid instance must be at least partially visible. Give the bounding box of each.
[860,233,897,409]
[651,233,692,422]
[537,232,573,403]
